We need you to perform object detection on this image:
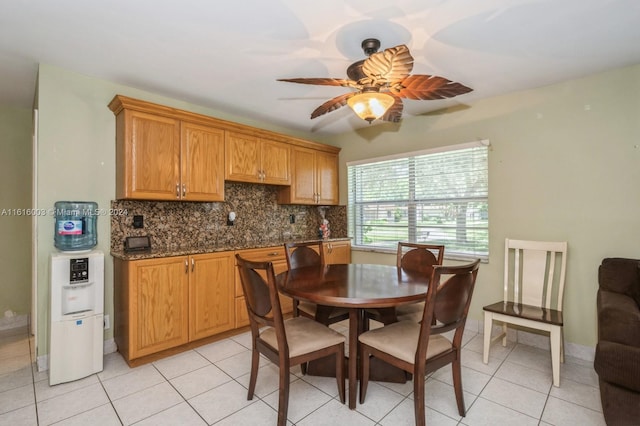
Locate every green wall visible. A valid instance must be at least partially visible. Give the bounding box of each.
[34,64,323,357]
[0,105,32,319]
[327,64,640,347]
[34,62,639,355]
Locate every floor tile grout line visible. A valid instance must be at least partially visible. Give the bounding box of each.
[27,330,41,426]
[473,340,551,423]
[96,374,125,426]
[145,363,209,426]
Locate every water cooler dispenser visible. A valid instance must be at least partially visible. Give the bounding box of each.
[49,250,104,385]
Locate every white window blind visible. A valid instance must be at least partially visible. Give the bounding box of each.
[347,141,489,260]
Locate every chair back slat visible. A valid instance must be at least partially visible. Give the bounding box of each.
[434,269,476,327]
[397,242,445,273]
[416,259,480,358]
[521,248,548,306]
[503,239,568,310]
[236,255,286,337]
[285,241,324,269]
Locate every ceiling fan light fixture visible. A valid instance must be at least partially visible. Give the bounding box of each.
[347,91,394,123]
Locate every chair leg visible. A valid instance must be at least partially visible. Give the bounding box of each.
[560,327,565,363]
[247,348,260,399]
[336,345,345,404]
[277,362,290,426]
[452,358,466,416]
[483,312,492,364]
[413,369,426,426]
[300,362,307,375]
[501,323,508,347]
[359,345,370,404]
[550,326,561,387]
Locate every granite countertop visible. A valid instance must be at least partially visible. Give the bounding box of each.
[111,237,351,260]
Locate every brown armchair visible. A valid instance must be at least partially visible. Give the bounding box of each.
[594,257,640,425]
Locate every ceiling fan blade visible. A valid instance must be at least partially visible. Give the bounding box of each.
[362,45,413,84]
[278,78,355,88]
[380,96,404,123]
[310,93,355,119]
[392,74,473,100]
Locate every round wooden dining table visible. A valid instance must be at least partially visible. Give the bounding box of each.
[277,263,430,409]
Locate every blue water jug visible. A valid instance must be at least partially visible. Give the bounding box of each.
[54,201,98,251]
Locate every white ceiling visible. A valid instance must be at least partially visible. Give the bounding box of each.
[1,0,639,136]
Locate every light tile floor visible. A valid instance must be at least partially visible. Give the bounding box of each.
[0,323,606,425]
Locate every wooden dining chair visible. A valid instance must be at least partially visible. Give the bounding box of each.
[365,242,445,327]
[395,242,445,322]
[359,259,480,426]
[284,241,349,325]
[482,238,568,386]
[236,254,346,426]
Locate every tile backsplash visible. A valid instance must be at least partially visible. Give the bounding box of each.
[110,182,346,253]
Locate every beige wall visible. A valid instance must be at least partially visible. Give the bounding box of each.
[34,64,326,357]
[0,105,32,319]
[327,64,640,348]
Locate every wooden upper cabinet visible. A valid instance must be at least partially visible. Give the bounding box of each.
[316,150,339,205]
[110,95,340,202]
[261,138,291,185]
[110,96,225,201]
[181,123,225,201]
[278,146,339,205]
[117,110,181,200]
[225,131,290,185]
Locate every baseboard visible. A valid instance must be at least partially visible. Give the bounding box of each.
[469,318,596,362]
[0,314,29,331]
[104,338,117,354]
[37,354,48,372]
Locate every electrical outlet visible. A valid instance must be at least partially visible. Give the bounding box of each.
[103,314,110,330]
[133,215,144,228]
[289,214,295,224]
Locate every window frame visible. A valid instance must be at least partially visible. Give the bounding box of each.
[347,140,490,261]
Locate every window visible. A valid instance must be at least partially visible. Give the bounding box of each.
[347,141,489,260]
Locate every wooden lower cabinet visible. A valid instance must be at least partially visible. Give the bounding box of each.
[189,252,235,341]
[114,251,234,363]
[324,240,351,264]
[234,246,292,328]
[113,242,349,363]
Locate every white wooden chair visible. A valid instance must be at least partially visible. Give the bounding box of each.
[482,238,568,386]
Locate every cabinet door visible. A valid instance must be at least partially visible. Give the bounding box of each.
[225,131,261,183]
[119,110,181,200]
[316,151,339,205]
[324,241,351,264]
[130,257,189,359]
[189,252,235,341]
[181,123,225,201]
[288,146,317,204]
[261,138,291,185]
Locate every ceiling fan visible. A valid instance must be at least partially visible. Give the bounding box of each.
[278,38,473,124]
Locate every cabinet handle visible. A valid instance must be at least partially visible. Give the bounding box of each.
[191,258,195,272]
[328,243,333,253]
[184,259,188,273]
[182,183,187,197]
[176,183,180,199]
[267,252,279,257]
